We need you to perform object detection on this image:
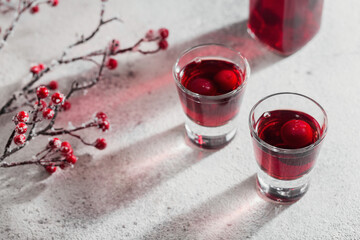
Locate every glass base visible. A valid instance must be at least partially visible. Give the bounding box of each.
[256,169,310,204]
[184,116,238,149]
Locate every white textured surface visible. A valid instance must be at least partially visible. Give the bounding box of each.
[0,0,360,239]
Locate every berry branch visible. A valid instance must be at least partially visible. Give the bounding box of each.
[0,0,169,174]
[0,0,58,52]
[0,0,16,14]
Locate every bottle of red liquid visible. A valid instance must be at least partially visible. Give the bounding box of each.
[248,0,324,55]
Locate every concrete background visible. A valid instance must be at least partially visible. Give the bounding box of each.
[0,0,359,239]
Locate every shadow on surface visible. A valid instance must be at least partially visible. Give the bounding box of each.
[0,167,49,205]
[167,20,284,74]
[45,124,214,218]
[142,175,289,240]
[0,19,284,217]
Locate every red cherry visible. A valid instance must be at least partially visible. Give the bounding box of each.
[15,122,28,134]
[106,58,118,70]
[186,78,217,96]
[158,28,169,39]
[60,141,72,156]
[280,119,314,148]
[94,138,107,150]
[13,134,26,146]
[42,108,54,119]
[61,101,71,111]
[48,138,61,149]
[95,112,107,121]
[16,111,29,123]
[45,165,57,174]
[36,86,49,99]
[30,5,39,14]
[48,80,58,90]
[213,70,239,92]
[66,155,77,164]
[51,92,65,105]
[158,39,168,50]
[35,100,47,111]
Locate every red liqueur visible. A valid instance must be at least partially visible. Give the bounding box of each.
[254,110,322,180]
[178,59,245,127]
[248,0,324,55]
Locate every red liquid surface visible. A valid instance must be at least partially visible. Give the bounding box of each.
[248,0,324,55]
[177,59,245,127]
[253,110,321,180]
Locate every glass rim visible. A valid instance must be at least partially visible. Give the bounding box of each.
[248,92,328,154]
[172,43,250,100]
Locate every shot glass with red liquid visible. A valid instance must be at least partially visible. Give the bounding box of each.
[248,0,324,55]
[249,92,328,203]
[173,44,250,149]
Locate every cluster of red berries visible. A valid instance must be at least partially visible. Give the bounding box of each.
[36,82,68,107]
[145,28,169,50]
[35,85,67,118]
[44,134,107,174]
[12,83,68,146]
[158,28,169,50]
[30,63,45,75]
[44,138,77,174]
[30,0,58,15]
[13,111,30,146]
[104,28,169,70]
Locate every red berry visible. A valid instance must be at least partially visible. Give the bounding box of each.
[48,138,61,149]
[30,5,39,14]
[95,112,107,121]
[13,134,26,146]
[38,63,45,70]
[42,108,54,119]
[98,120,110,132]
[94,138,107,150]
[51,92,65,105]
[213,70,239,92]
[50,0,58,6]
[59,163,67,170]
[145,29,155,40]
[48,80,58,90]
[60,141,72,156]
[45,165,57,174]
[66,155,77,164]
[186,78,217,96]
[158,28,169,39]
[30,65,40,74]
[34,100,47,111]
[61,101,71,111]
[109,39,120,53]
[36,86,49,99]
[106,58,118,70]
[16,111,29,123]
[158,39,168,50]
[15,122,28,134]
[280,119,313,148]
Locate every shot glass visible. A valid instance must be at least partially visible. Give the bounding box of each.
[249,92,328,203]
[173,44,250,149]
